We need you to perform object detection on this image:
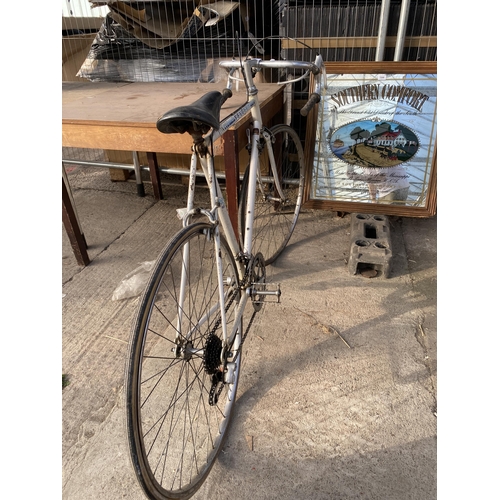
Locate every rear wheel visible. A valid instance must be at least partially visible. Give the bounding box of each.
[125,222,242,499]
[239,124,305,265]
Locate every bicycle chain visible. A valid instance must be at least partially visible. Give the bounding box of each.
[232,260,259,361]
[206,281,239,406]
[208,307,257,406]
[207,263,258,406]
[208,371,224,405]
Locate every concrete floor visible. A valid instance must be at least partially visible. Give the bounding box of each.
[62,164,437,499]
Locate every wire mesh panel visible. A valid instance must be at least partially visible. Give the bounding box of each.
[279,1,436,62]
[63,1,436,84]
[62,1,437,164]
[63,1,279,83]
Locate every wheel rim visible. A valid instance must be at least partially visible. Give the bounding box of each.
[127,224,241,499]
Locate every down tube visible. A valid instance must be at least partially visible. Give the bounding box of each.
[243,120,261,256]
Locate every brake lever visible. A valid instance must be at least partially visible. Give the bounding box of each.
[276,69,311,86]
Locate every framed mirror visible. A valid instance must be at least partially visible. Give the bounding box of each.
[304,62,437,217]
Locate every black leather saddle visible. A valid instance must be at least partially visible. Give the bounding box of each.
[156,91,225,135]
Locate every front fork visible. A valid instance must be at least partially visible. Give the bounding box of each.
[245,126,287,213]
[262,127,287,202]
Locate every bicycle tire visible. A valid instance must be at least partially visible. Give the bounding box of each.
[239,124,305,265]
[125,222,242,500]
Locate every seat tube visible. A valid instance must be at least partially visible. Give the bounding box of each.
[202,153,230,343]
[175,151,199,335]
[186,151,198,212]
[243,120,262,256]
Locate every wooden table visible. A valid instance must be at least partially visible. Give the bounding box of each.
[62,81,284,266]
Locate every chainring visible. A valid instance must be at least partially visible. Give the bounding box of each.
[250,252,266,311]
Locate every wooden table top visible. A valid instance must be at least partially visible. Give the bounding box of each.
[62,81,283,154]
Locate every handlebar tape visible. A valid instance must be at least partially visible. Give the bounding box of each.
[300,93,321,116]
[221,88,233,105]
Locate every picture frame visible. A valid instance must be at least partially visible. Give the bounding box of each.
[303,62,437,217]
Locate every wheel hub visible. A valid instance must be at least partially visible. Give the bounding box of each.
[172,340,195,360]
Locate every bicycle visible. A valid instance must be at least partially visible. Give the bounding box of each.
[125,51,324,500]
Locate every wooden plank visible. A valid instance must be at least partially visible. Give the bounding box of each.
[281,36,437,50]
[223,130,239,235]
[62,82,283,154]
[62,82,281,126]
[62,122,192,154]
[62,82,130,103]
[62,17,105,31]
[323,61,437,74]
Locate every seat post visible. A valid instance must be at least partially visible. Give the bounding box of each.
[193,131,209,157]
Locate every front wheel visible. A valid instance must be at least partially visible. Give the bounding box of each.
[239,124,305,265]
[125,222,242,499]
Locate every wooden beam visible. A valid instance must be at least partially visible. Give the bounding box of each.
[223,130,239,236]
[281,36,437,50]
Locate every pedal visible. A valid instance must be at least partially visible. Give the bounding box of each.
[251,282,281,304]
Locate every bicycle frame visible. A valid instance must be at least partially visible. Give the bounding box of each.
[176,55,323,351]
[126,52,325,499]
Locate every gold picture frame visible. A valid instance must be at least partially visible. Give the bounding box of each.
[303,62,437,217]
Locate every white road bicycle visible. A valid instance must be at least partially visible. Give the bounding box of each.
[125,52,324,500]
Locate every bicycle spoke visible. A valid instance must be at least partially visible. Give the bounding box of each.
[126,223,242,498]
[240,125,305,265]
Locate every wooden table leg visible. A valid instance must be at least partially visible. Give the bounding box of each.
[223,130,240,236]
[147,152,163,200]
[62,167,90,267]
[132,151,145,197]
